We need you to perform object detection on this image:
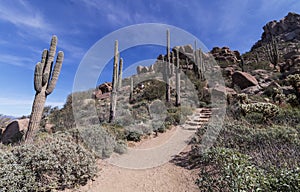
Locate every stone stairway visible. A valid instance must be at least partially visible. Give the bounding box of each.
[182,108,212,131]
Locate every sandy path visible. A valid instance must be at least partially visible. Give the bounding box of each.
[65,108,211,192]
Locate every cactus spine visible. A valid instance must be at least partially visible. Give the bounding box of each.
[109,40,120,123]
[25,35,63,142]
[165,29,171,102]
[175,51,181,106]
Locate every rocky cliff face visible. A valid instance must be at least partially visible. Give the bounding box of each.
[252,12,300,50]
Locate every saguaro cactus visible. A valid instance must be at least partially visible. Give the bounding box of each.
[25,35,64,141]
[109,40,119,123]
[129,77,133,102]
[265,36,279,69]
[118,58,123,90]
[175,51,181,106]
[165,29,171,103]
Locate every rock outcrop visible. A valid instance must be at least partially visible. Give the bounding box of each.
[210,47,241,66]
[252,12,300,50]
[93,82,112,99]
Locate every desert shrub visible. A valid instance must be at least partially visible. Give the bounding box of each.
[195,147,300,192]
[165,106,193,128]
[125,130,142,142]
[0,134,97,191]
[202,121,300,169]
[102,123,126,140]
[114,140,127,154]
[196,147,265,192]
[76,125,121,159]
[273,107,300,127]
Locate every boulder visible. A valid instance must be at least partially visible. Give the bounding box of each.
[1,118,29,144]
[93,82,113,99]
[232,71,258,90]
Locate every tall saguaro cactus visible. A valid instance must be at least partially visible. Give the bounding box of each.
[129,77,133,102]
[109,40,119,123]
[25,35,64,141]
[194,41,205,80]
[175,51,181,106]
[265,36,279,69]
[165,29,171,103]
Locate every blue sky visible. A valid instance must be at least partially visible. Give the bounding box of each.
[0,0,300,117]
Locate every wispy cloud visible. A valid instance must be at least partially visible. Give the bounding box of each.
[0,0,49,29]
[0,54,35,69]
[77,0,158,26]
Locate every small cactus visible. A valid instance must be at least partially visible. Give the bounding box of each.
[25,35,63,142]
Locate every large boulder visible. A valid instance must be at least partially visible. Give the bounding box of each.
[232,71,258,90]
[1,118,29,144]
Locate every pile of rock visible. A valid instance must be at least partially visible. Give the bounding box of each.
[93,82,112,100]
[210,47,241,66]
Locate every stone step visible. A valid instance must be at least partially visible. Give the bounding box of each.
[193,119,209,123]
[185,121,205,126]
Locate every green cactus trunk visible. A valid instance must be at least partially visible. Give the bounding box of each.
[109,40,119,123]
[118,58,123,90]
[265,36,279,69]
[130,77,133,102]
[175,51,181,106]
[25,35,63,142]
[165,29,171,103]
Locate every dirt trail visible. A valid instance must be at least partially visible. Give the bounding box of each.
[66,108,211,192]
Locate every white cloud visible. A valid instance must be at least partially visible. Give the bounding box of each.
[0,54,35,69]
[0,0,49,29]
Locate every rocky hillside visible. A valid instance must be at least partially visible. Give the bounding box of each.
[252,12,300,49]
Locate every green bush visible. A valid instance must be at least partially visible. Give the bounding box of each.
[125,130,142,142]
[195,147,300,192]
[76,125,122,159]
[0,134,97,191]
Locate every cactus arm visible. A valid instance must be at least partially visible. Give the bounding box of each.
[34,62,43,92]
[46,51,64,95]
[42,36,57,86]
